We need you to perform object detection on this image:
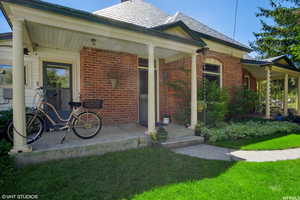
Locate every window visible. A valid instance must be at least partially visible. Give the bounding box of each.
[244,75,250,89]
[138,58,157,69]
[0,64,12,85]
[0,64,27,86]
[203,63,222,87]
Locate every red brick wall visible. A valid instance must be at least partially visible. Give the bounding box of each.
[159,50,244,121]
[80,47,138,125]
[159,57,192,122]
[242,69,257,91]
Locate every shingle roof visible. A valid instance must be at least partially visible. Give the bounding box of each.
[164,12,250,50]
[93,0,169,28]
[94,0,251,51]
[241,55,299,72]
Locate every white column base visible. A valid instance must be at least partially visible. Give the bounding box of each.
[9,145,32,154]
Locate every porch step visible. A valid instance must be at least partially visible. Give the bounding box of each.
[162,136,204,149]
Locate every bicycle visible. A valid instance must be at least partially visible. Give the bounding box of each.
[7,87,103,144]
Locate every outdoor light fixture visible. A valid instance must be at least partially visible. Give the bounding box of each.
[91,38,97,46]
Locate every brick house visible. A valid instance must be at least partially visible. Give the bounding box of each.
[1,0,300,154]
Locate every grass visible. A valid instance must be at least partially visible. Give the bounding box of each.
[2,147,300,200]
[212,133,300,150]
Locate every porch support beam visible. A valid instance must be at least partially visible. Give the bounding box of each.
[148,44,156,133]
[284,73,289,116]
[156,59,160,123]
[266,66,271,119]
[190,53,198,129]
[10,19,31,153]
[297,77,300,115]
[24,21,34,53]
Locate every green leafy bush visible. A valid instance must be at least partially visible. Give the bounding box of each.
[229,87,259,118]
[198,81,229,126]
[202,121,300,142]
[0,109,13,136]
[0,139,14,188]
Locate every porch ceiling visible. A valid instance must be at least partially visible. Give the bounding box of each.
[243,64,288,81]
[27,21,185,58]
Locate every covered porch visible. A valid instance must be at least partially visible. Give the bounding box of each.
[242,56,300,119]
[1,0,204,154]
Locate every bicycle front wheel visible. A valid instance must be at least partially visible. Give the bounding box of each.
[72,112,102,139]
[7,113,44,144]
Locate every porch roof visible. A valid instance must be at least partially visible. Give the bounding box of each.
[0,32,12,40]
[0,0,205,48]
[241,55,300,73]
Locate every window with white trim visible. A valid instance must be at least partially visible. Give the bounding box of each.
[203,63,222,88]
[0,64,27,87]
[244,75,251,89]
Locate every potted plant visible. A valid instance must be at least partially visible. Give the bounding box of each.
[162,114,171,125]
[156,126,168,143]
[197,100,207,112]
[107,71,122,89]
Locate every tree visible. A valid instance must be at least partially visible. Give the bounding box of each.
[250,0,300,65]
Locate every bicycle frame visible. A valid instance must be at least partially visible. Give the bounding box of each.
[33,89,80,129]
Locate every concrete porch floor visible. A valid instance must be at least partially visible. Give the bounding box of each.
[14,123,199,166]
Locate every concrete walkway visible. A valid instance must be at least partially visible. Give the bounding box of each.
[172,144,300,162]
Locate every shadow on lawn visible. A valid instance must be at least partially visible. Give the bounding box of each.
[4,147,236,200]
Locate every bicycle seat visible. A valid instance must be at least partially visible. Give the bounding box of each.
[69,102,82,108]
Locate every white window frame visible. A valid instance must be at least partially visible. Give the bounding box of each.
[244,75,251,89]
[0,59,30,88]
[203,58,223,88]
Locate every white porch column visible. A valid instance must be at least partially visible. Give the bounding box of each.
[266,67,271,119]
[284,73,289,116]
[11,19,31,153]
[156,59,160,123]
[190,53,198,129]
[148,44,156,133]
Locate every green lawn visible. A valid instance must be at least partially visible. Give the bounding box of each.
[212,133,300,150]
[2,147,300,200]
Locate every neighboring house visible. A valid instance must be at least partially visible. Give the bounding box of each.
[1,0,300,153]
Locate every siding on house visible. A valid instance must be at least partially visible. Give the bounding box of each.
[0,47,40,111]
[0,46,80,111]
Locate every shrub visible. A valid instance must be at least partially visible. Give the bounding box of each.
[0,139,14,188]
[198,81,229,126]
[229,87,259,118]
[0,109,13,139]
[203,121,300,142]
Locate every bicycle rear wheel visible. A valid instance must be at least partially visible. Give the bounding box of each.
[7,113,44,144]
[72,112,102,139]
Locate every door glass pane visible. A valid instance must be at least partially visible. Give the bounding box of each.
[44,63,72,114]
[46,66,70,89]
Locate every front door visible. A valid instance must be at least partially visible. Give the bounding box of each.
[139,69,156,126]
[43,62,72,118]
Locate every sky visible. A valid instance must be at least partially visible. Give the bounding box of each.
[0,0,272,49]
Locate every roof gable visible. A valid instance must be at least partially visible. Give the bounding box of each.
[152,21,206,45]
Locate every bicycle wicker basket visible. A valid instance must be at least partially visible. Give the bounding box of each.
[82,99,103,109]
